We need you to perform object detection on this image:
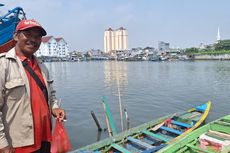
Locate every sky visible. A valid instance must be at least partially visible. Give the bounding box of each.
[1,0,230,51]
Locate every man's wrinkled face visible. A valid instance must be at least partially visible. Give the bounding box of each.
[14,27,42,57]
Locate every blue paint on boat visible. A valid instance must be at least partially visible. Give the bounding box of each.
[172,120,192,128]
[0,5,25,46]
[195,103,207,112]
[141,144,166,153]
[159,126,182,135]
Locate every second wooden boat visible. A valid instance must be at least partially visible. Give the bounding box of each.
[158,114,230,153]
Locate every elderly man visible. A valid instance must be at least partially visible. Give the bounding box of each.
[0,19,65,153]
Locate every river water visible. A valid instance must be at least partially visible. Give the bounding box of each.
[45,60,230,151]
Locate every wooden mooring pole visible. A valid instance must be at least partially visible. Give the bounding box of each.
[124,108,130,130]
[91,111,102,131]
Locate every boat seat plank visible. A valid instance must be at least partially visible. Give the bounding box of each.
[208,130,230,140]
[216,120,230,126]
[186,144,213,153]
[140,144,166,153]
[181,112,200,120]
[160,126,182,135]
[192,116,201,122]
[172,120,192,128]
[127,137,153,149]
[125,143,143,152]
[220,118,230,123]
[111,143,132,153]
[142,130,169,142]
[142,137,157,145]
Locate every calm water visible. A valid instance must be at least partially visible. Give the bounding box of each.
[45,60,230,151]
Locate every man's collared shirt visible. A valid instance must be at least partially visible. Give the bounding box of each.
[14,54,51,153]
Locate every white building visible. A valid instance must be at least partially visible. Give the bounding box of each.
[36,36,70,57]
[104,28,114,52]
[104,27,128,53]
[216,27,221,44]
[158,41,170,51]
[217,27,221,41]
[55,37,70,57]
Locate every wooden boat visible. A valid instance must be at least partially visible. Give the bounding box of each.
[158,114,230,153]
[73,101,211,153]
[0,4,25,53]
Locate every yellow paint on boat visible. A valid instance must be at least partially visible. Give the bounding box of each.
[168,101,211,143]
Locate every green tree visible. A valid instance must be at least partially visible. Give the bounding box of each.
[215,40,230,50]
[185,47,199,53]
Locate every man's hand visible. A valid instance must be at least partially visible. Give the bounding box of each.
[0,146,14,153]
[52,108,66,121]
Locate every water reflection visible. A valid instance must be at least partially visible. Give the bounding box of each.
[104,61,128,90]
[45,62,68,81]
[104,61,129,131]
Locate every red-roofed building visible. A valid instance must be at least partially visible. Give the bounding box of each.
[36,36,70,57]
[55,37,62,42]
[55,37,69,57]
[42,36,53,43]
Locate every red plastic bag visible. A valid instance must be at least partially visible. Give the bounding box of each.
[51,119,71,153]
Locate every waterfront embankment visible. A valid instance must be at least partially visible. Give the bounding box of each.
[194,54,230,60]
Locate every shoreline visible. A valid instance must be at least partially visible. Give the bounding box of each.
[194,54,230,60]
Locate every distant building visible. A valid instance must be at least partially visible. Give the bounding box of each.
[143,47,155,53]
[104,28,114,53]
[86,49,103,57]
[217,27,221,43]
[158,41,170,51]
[104,27,128,53]
[55,37,70,57]
[199,43,207,49]
[36,36,70,57]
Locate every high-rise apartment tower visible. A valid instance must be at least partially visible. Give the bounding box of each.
[104,27,128,53]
